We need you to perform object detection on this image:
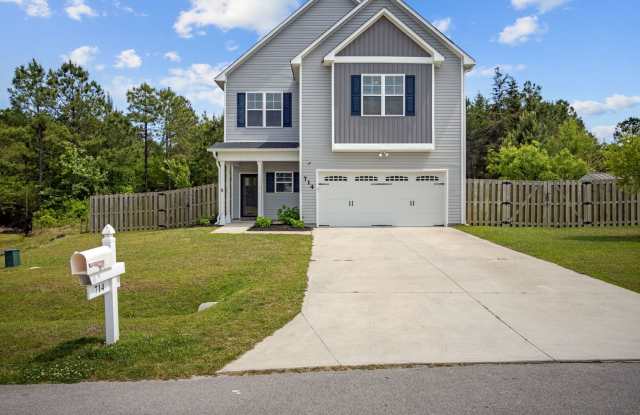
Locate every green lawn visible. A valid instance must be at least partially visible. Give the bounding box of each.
[0,227,312,383]
[457,225,640,293]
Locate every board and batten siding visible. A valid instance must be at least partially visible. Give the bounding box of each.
[334,63,432,144]
[301,0,464,225]
[224,0,355,143]
[337,16,430,57]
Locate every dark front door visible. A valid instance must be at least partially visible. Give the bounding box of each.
[241,174,258,217]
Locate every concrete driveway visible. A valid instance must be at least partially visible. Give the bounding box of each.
[221,228,640,372]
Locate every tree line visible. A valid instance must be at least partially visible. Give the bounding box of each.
[467,69,639,190]
[1,61,638,233]
[0,59,222,232]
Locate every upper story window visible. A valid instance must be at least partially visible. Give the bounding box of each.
[362,74,404,117]
[246,92,283,128]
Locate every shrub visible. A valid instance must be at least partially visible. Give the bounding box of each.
[255,216,272,228]
[289,219,305,229]
[197,217,211,226]
[277,206,300,226]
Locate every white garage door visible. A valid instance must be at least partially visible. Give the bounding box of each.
[317,171,446,227]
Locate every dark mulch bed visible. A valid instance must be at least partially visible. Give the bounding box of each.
[249,224,312,232]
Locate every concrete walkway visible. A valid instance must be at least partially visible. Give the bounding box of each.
[222,227,640,372]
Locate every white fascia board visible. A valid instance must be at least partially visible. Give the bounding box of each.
[210,149,299,162]
[326,56,434,65]
[291,0,475,71]
[332,143,435,152]
[323,9,444,65]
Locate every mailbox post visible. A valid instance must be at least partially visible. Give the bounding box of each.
[101,225,119,345]
[70,224,125,346]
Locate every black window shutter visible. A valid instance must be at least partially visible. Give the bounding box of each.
[283,93,292,127]
[294,172,300,192]
[237,93,246,127]
[266,172,275,193]
[351,75,361,116]
[405,76,416,116]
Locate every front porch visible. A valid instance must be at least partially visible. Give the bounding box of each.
[208,142,300,225]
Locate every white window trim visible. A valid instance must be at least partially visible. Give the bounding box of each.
[245,92,284,129]
[361,74,405,117]
[275,170,294,193]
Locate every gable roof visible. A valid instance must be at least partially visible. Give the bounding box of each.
[214,0,360,89]
[291,0,475,70]
[323,9,445,66]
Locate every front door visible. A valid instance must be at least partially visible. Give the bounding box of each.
[241,174,258,217]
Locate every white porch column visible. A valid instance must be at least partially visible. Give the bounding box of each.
[257,160,264,217]
[217,160,226,224]
[225,163,232,223]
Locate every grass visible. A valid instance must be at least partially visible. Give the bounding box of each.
[0,227,312,383]
[456,225,640,293]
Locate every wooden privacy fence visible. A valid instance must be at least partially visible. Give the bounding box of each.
[467,179,640,227]
[89,184,217,232]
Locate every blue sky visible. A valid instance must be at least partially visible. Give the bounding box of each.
[0,0,638,141]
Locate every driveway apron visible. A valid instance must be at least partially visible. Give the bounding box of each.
[221,228,640,372]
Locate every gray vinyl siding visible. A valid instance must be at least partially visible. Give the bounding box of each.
[337,16,429,57]
[224,0,355,143]
[231,162,299,220]
[334,63,432,144]
[300,0,464,225]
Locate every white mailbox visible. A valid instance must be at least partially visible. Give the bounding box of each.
[70,246,116,285]
[69,224,124,345]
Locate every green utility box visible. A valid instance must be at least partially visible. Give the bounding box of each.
[3,249,21,268]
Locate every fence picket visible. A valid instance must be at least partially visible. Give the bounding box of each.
[466,179,638,228]
[88,184,217,232]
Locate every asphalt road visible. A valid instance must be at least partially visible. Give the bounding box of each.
[2,363,639,415]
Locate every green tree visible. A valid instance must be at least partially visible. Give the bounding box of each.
[157,88,197,158]
[487,141,556,181]
[545,118,603,169]
[8,59,56,187]
[161,158,192,189]
[51,62,110,138]
[606,135,640,191]
[127,83,160,191]
[614,117,640,140]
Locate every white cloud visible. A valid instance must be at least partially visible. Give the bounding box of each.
[65,0,96,21]
[591,125,616,143]
[225,40,238,52]
[160,63,227,113]
[61,45,99,66]
[95,64,105,71]
[499,16,544,45]
[432,17,452,34]
[113,0,145,16]
[164,51,181,62]
[467,64,527,77]
[0,0,50,17]
[114,49,142,69]
[108,75,135,103]
[512,0,569,13]
[572,95,640,116]
[174,0,299,38]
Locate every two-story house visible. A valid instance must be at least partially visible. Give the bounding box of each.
[209,0,475,227]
